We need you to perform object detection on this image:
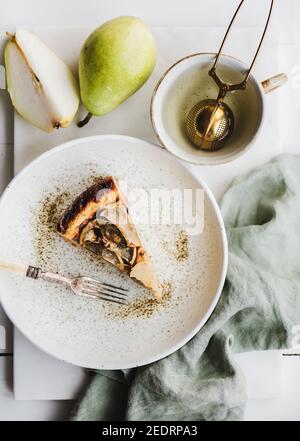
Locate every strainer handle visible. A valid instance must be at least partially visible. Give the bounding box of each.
[210,0,274,99]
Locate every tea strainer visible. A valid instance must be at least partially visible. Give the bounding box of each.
[185,0,274,151]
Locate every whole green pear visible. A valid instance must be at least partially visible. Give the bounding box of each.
[78,16,157,127]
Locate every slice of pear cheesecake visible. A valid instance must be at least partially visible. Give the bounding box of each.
[57,176,161,300]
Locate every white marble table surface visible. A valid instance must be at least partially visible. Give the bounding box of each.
[1,0,300,420]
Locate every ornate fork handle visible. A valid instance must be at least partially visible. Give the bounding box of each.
[0,261,129,305]
[26,265,72,287]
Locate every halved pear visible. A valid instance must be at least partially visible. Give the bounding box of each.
[5,30,79,132]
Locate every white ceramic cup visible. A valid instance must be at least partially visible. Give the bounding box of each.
[151,53,272,166]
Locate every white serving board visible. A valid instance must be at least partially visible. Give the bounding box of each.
[13,26,281,400]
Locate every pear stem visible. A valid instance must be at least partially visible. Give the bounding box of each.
[78,112,93,128]
[6,32,14,41]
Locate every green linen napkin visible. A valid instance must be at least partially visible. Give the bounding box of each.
[71,155,300,421]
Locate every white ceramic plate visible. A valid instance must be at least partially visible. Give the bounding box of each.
[0,135,227,369]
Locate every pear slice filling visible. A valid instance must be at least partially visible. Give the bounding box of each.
[80,218,138,272]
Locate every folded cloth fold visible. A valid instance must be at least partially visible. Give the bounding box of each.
[71,155,300,421]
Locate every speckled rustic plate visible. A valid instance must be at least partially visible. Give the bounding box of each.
[0,135,227,369]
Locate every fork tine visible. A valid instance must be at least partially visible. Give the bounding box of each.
[85,279,128,296]
[102,282,129,292]
[84,287,127,301]
[81,287,129,303]
[104,287,128,296]
[79,290,128,305]
[94,295,128,305]
[92,294,128,305]
[96,295,128,305]
[90,284,128,297]
[85,278,129,292]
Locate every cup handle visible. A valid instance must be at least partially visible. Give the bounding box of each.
[261,73,288,94]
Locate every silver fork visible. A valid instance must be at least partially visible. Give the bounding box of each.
[0,261,129,305]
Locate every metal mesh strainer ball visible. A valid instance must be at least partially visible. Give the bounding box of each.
[186,99,234,151]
